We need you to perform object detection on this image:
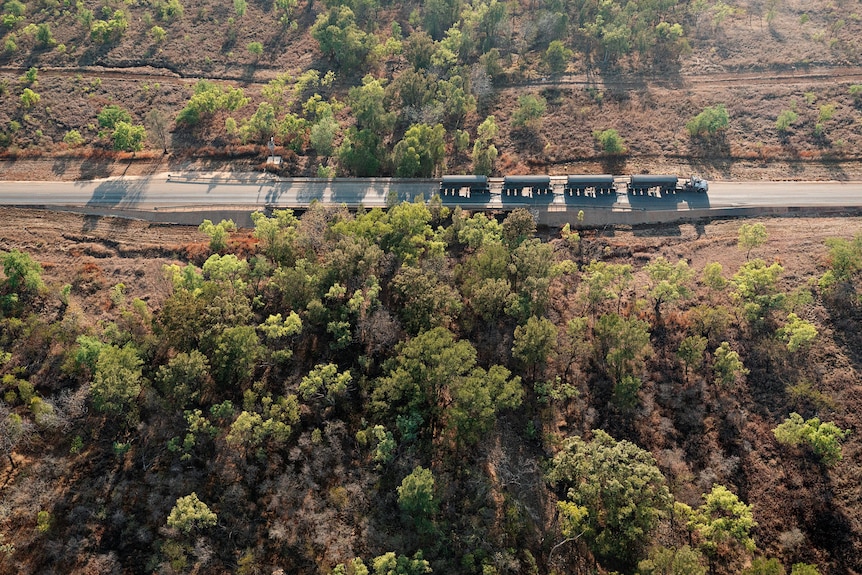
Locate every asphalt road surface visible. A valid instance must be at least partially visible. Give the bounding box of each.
[0,174,860,213]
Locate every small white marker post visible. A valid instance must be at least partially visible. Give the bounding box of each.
[266,136,282,166]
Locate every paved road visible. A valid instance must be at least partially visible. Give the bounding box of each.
[0,174,860,215]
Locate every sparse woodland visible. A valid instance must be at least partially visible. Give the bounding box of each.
[1,206,861,575]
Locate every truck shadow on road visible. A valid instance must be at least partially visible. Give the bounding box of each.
[81,177,148,231]
[627,191,711,211]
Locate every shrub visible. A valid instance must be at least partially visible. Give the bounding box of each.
[63,130,85,147]
[511,93,547,129]
[247,41,263,57]
[686,104,729,137]
[21,66,37,84]
[773,413,850,465]
[776,109,798,133]
[3,0,25,18]
[592,128,626,154]
[35,22,53,47]
[19,88,39,109]
[149,25,166,43]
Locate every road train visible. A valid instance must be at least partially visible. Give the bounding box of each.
[438,174,708,199]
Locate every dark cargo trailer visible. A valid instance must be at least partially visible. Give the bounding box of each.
[564,175,616,196]
[501,175,553,197]
[439,175,490,196]
[628,175,679,194]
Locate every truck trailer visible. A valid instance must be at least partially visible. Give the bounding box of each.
[439,175,490,197]
[564,175,616,196]
[501,175,553,197]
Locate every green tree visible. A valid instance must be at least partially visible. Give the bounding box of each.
[310,115,339,157]
[299,363,352,404]
[21,66,37,84]
[686,484,757,564]
[713,341,748,386]
[211,325,262,387]
[397,465,437,529]
[167,493,217,534]
[773,413,850,465]
[501,208,536,247]
[637,545,707,575]
[251,209,298,265]
[89,10,128,43]
[155,350,210,408]
[198,218,236,252]
[686,104,729,137]
[310,6,376,70]
[738,222,767,259]
[372,327,521,444]
[391,266,461,334]
[1,249,44,298]
[98,104,132,129]
[349,75,395,135]
[423,0,458,39]
[472,114,498,175]
[512,315,557,378]
[35,22,53,47]
[818,234,862,294]
[644,257,694,323]
[776,313,817,352]
[732,259,785,323]
[677,335,708,379]
[548,430,673,569]
[594,313,653,383]
[112,121,146,152]
[701,262,727,291]
[436,74,475,126]
[593,128,626,154]
[545,40,573,75]
[91,344,144,417]
[393,123,446,178]
[241,102,278,143]
[579,260,633,315]
[1,408,33,468]
[448,363,521,445]
[512,93,547,129]
[274,0,298,29]
[652,21,690,65]
[338,127,385,176]
[371,552,431,575]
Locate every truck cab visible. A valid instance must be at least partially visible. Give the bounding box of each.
[689,175,709,193]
